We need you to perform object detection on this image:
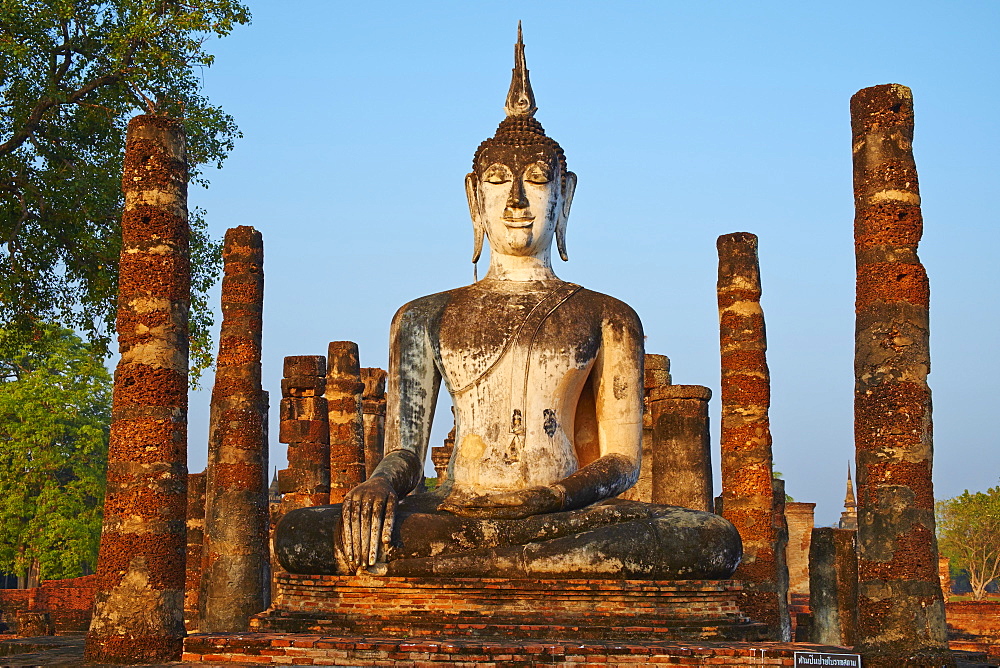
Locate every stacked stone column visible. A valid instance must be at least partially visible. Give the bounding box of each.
[785,501,816,600]
[327,342,366,503]
[360,367,387,478]
[278,356,330,511]
[647,384,713,511]
[809,528,858,647]
[184,472,206,632]
[199,226,268,632]
[716,232,789,641]
[851,84,950,665]
[626,355,669,502]
[86,115,190,664]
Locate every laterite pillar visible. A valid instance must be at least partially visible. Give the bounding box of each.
[851,84,951,666]
[86,115,190,664]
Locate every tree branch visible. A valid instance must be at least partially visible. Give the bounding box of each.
[0,37,139,157]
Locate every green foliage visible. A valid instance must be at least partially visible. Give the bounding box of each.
[0,325,111,580]
[0,0,251,382]
[936,484,1000,601]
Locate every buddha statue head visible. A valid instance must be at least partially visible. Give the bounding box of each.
[466,24,577,269]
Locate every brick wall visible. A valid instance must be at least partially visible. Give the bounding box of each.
[946,601,1000,645]
[0,575,97,634]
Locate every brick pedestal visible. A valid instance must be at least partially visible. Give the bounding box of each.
[250,574,767,642]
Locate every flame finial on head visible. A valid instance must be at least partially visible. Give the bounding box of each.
[504,22,537,119]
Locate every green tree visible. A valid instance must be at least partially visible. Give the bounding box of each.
[0,325,110,582]
[0,0,251,380]
[936,485,1000,600]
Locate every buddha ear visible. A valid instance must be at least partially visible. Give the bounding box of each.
[556,171,577,262]
[466,172,485,264]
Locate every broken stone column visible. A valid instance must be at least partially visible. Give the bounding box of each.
[717,232,789,641]
[184,472,206,633]
[620,354,670,502]
[326,342,365,503]
[852,84,951,666]
[278,356,330,511]
[938,556,951,602]
[772,478,791,639]
[361,367,387,478]
[431,415,456,484]
[808,528,858,647]
[199,226,268,633]
[647,384,713,511]
[785,502,816,599]
[86,115,190,664]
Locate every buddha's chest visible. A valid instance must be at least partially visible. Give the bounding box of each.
[435,287,599,397]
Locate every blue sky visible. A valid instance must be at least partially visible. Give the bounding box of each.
[185,1,999,526]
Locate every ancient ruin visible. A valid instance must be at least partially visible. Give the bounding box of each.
[326,342,366,503]
[647,383,713,510]
[184,472,206,632]
[4,24,968,668]
[277,355,330,511]
[360,367,387,478]
[840,466,858,530]
[199,226,268,632]
[784,501,815,602]
[716,232,790,641]
[274,27,741,583]
[84,115,190,664]
[851,83,951,666]
[809,528,859,647]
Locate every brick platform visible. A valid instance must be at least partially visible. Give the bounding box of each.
[183,633,858,666]
[250,574,768,642]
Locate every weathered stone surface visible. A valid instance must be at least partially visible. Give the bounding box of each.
[326,342,365,503]
[183,471,205,632]
[86,114,189,665]
[808,527,857,647]
[851,83,951,667]
[199,226,268,633]
[785,501,816,597]
[277,356,330,513]
[280,376,325,397]
[717,231,789,641]
[619,353,671,503]
[648,384,713,511]
[15,612,54,637]
[360,367,387,479]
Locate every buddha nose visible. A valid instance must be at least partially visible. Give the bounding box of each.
[506,177,529,209]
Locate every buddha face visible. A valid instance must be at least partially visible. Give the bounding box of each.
[467,143,576,262]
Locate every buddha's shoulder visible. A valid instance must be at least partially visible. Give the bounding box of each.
[570,287,642,325]
[391,288,458,325]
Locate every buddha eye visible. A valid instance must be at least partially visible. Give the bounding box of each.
[483,165,511,184]
[524,163,551,184]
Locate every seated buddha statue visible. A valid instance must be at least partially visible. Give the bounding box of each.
[276,28,742,580]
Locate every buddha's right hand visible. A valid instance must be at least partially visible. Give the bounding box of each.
[340,476,397,572]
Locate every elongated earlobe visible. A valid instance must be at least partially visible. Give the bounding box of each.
[556,171,577,262]
[466,173,485,263]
